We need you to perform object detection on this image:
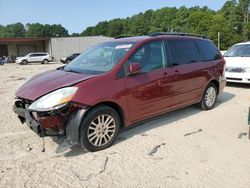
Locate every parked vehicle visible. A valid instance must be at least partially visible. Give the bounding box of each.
[224,42,250,84]
[0,57,4,65]
[220,50,227,55]
[248,106,250,139]
[13,32,226,152]
[15,52,52,65]
[60,53,80,64]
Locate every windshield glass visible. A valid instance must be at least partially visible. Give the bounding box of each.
[224,44,250,57]
[64,42,135,74]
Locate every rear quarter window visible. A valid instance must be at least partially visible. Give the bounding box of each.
[195,40,221,61]
[39,53,47,56]
[166,39,201,66]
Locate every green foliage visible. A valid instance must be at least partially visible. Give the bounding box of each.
[81,0,250,50]
[25,23,69,37]
[1,1,250,49]
[0,23,69,38]
[0,23,26,37]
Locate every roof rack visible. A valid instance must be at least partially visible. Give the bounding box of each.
[149,32,207,38]
[115,35,134,39]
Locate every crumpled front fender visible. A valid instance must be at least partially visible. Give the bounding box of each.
[66,108,88,145]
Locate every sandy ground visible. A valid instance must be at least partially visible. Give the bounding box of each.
[0,63,250,188]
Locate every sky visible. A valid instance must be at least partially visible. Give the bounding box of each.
[0,0,228,34]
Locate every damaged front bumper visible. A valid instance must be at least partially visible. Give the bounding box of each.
[13,99,88,144]
[13,101,42,135]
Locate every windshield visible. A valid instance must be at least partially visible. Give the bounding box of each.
[224,44,250,57]
[64,42,135,74]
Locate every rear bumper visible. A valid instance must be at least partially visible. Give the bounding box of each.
[219,76,226,94]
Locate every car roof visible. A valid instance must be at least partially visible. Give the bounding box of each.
[110,33,208,43]
[110,36,149,43]
[28,52,48,54]
[233,41,250,46]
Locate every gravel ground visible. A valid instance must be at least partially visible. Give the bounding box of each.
[0,63,250,188]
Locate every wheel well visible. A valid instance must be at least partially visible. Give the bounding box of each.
[92,102,125,129]
[210,80,219,95]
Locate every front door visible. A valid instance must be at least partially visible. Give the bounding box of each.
[125,41,173,123]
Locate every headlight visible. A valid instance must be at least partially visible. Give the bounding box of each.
[244,68,250,73]
[28,87,78,112]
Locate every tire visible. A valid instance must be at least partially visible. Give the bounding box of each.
[80,105,121,152]
[199,82,218,110]
[21,60,28,65]
[43,59,49,64]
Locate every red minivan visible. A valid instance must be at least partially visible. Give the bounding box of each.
[13,33,226,152]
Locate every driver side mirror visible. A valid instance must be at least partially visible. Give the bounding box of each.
[128,62,141,76]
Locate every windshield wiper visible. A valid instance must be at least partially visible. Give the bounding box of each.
[64,68,81,74]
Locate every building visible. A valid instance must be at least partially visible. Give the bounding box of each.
[0,36,112,61]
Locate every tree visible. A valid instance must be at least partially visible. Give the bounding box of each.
[25,23,45,37]
[25,23,69,37]
[0,23,26,37]
[49,24,69,37]
[238,0,250,40]
[71,33,81,37]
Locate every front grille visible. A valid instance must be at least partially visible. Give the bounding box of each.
[226,77,242,81]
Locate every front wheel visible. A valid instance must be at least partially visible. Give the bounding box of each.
[199,83,218,110]
[21,60,28,65]
[80,105,121,152]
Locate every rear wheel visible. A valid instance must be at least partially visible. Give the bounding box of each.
[42,59,49,64]
[199,82,218,110]
[80,105,121,152]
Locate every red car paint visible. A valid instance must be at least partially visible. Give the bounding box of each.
[14,35,226,136]
[16,69,95,101]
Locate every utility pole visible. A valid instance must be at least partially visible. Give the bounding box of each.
[218,32,221,50]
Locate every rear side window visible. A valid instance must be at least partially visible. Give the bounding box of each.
[195,40,221,61]
[167,40,201,66]
[38,53,47,56]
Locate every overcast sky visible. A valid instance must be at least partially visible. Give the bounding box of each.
[0,0,228,34]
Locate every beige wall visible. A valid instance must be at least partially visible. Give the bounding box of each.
[0,37,113,61]
[50,36,112,61]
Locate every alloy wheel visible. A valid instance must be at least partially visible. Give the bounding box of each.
[87,114,116,147]
[205,87,216,107]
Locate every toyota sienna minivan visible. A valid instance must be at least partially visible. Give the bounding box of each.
[13,33,226,152]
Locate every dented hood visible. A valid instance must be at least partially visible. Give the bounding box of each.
[16,69,95,101]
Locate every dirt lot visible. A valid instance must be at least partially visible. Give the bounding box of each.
[0,63,250,188]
